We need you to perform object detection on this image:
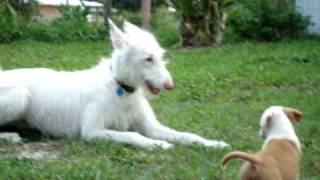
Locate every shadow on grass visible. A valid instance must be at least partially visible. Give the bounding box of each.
[0,121,44,142]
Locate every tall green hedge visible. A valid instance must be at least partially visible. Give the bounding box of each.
[226,0,310,41]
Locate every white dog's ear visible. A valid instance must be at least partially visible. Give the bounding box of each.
[283,107,302,123]
[108,19,128,49]
[124,20,143,35]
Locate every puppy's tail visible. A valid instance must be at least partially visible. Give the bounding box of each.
[222,151,262,167]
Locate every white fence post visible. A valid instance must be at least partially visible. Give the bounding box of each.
[296,0,320,34]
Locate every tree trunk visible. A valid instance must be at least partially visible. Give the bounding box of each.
[179,0,228,47]
[214,12,228,46]
[141,0,151,29]
[277,0,287,9]
[103,0,112,29]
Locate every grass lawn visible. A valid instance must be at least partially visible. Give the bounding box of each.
[0,39,319,179]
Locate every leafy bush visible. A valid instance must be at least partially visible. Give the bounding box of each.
[167,0,235,47]
[25,6,106,42]
[112,0,165,11]
[113,8,179,47]
[121,11,141,25]
[0,2,106,43]
[227,0,310,41]
[7,0,39,21]
[0,14,25,43]
[151,7,180,47]
[0,0,41,43]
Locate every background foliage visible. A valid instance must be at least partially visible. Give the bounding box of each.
[0,1,106,43]
[0,0,312,46]
[0,0,30,43]
[226,0,311,41]
[112,0,165,11]
[26,6,106,42]
[169,0,235,47]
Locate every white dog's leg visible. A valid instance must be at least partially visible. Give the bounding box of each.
[0,86,29,125]
[140,120,229,148]
[82,129,172,150]
[135,101,230,148]
[0,132,22,143]
[81,104,172,150]
[0,86,27,144]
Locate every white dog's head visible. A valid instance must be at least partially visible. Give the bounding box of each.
[108,19,174,95]
[259,106,302,138]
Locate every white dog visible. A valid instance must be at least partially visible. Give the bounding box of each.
[0,20,229,150]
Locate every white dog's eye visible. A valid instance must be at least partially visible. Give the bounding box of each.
[145,57,154,63]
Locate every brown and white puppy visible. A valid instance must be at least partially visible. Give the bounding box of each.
[222,106,302,180]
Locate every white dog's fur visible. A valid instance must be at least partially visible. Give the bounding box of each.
[0,20,229,150]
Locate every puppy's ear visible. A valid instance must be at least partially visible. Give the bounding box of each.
[283,107,302,123]
[266,114,274,129]
[108,19,128,49]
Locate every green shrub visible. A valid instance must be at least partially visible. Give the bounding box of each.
[0,1,28,43]
[112,0,165,11]
[114,8,179,47]
[26,6,106,42]
[151,7,180,47]
[0,15,26,43]
[8,0,39,21]
[121,11,141,25]
[226,0,310,41]
[0,4,106,43]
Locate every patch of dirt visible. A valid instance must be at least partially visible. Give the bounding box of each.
[17,142,61,160]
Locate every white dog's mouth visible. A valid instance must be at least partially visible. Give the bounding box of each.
[145,80,161,95]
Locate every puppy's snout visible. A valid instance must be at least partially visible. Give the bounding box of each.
[164,80,174,90]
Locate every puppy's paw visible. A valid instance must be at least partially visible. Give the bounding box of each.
[204,140,230,149]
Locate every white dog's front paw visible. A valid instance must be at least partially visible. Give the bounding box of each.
[158,141,173,150]
[147,140,173,150]
[204,140,230,149]
[0,132,22,143]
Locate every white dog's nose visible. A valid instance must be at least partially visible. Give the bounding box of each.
[164,80,174,90]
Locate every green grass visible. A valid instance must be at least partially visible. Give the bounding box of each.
[0,39,319,179]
